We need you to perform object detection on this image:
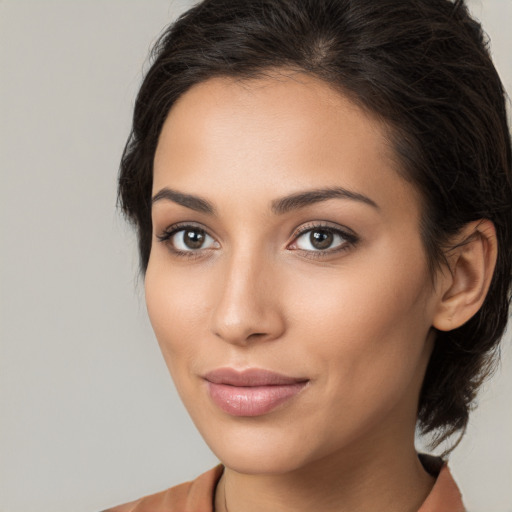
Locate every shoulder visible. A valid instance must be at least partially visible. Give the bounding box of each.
[418,455,465,512]
[102,465,224,512]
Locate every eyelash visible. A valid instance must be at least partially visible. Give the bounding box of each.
[156,223,215,259]
[290,222,359,259]
[156,222,359,259]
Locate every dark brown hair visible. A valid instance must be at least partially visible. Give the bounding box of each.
[118,0,512,447]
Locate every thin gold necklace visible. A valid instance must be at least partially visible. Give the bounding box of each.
[217,474,229,512]
[224,487,229,512]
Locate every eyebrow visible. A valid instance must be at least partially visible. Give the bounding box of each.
[151,186,379,215]
[152,188,216,215]
[270,187,379,214]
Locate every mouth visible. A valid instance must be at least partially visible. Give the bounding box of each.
[203,368,309,417]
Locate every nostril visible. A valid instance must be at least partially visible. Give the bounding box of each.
[247,332,267,340]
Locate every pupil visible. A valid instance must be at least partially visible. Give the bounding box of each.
[310,230,333,250]
[185,229,204,249]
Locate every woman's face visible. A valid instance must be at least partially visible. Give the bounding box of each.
[146,74,441,474]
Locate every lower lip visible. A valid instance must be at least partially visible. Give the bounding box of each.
[206,381,308,416]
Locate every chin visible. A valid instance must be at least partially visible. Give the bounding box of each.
[198,422,321,475]
[218,448,308,475]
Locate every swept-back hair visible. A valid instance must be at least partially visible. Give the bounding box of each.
[118,0,512,448]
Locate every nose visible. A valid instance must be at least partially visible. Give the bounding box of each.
[209,251,286,346]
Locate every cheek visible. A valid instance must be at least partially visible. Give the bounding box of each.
[290,258,430,341]
[144,258,211,377]
[286,243,434,397]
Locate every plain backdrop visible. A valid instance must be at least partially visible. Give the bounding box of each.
[0,1,511,511]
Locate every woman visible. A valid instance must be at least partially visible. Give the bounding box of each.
[104,0,512,510]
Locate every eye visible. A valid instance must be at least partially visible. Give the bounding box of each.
[295,228,344,251]
[157,225,219,253]
[289,224,357,254]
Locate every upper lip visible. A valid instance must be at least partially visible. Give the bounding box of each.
[203,368,308,387]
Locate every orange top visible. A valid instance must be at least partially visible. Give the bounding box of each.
[103,459,465,512]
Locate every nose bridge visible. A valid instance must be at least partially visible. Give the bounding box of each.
[209,245,284,345]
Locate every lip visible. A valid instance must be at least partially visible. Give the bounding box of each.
[203,368,309,417]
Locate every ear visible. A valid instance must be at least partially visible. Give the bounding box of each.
[432,219,498,332]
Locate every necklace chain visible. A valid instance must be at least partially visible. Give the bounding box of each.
[224,487,229,512]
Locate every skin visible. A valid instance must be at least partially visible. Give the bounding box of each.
[145,73,496,512]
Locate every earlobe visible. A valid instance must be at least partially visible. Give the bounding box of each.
[432,219,497,332]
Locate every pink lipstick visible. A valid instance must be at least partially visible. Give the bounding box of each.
[203,368,308,416]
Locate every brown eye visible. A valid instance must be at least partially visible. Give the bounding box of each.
[183,229,206,249]
[310,230,334,250]
[293,226,351,253]
[168,227,217,252]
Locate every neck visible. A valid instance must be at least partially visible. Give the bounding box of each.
[215,434,435,512]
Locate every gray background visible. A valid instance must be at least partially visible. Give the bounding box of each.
[0,1,510,511]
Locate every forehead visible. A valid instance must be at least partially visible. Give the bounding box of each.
[155,72,390,171]
[153,73,419,220]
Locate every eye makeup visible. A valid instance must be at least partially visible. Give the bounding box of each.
[156,220,359,260]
